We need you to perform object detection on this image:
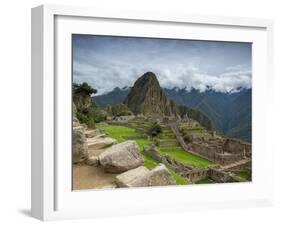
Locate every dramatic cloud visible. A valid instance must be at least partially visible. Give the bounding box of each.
[73,35,252,94]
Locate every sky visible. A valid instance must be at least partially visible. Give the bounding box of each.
[73,34,252,95]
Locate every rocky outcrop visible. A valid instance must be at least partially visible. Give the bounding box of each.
[86,156,99,166]
[116,164,176,187]
[72,117,88,163]
[85,129,103,138]
[99,141,144,173]
[115,166,150,187]
[124,72,178,117]
[87,136,116,150]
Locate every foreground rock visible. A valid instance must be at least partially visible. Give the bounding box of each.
[99,141,144,173]
[85,129,103,138]
[86,156,99,166]
[73,118,88,163]
[115,166,149,187]
[116,164,176,187]
[87,136,116,150]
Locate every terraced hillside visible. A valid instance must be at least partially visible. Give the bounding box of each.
[156,125,215,169]
[96,122,190,185]
[96,117,216,185]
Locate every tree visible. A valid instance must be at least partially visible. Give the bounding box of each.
[73,82,97,96]
[72,82,106,128]
[148,121,162,137]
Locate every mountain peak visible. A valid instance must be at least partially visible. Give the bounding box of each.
[142,71,157,78]
[134,72,159,87]
[124,72,176,116]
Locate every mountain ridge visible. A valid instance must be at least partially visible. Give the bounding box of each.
[93,76,251,142]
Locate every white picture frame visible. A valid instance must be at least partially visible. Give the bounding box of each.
[31,4,274,221]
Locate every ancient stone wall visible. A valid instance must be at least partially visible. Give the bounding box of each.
[223,138,251,156]
[190,140,249,166]
[144,146,193,178]
[144,146,211,182]
[187,169,210,183]
[209,168,237,183]
[169,123,190,151]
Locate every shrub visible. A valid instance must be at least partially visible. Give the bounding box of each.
[73,82,97,96]
[183,134,193,144]
[76,111,95,128]
[110,104,133,117]
[148,121,162,137]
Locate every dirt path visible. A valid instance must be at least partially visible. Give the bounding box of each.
[72,164,118,190]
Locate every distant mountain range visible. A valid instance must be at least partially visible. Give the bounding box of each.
[164,88,252,142]
[93,76,251,143]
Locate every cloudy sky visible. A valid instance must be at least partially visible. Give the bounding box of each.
[73,34,252,95]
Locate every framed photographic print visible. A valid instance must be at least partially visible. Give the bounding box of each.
[31,4,274,221]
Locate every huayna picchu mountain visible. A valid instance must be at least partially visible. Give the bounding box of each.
[93,72,251,142]
[123,72,178,117]
[92,72,213,130]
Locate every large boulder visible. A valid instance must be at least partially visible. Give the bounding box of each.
[86,156,99,166]
[115,166,150,187]
[73,124,88,163]
[85,129,103,138]
[87,137,116,150]
[116,164,176,187]
[99,141,144,173]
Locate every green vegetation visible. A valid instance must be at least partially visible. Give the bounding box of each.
[96,123,190,185]
[73,82,107,128]
[106,103,133,117]
[96,124,140,142]
[177,105,213,131]
[179,122,209,137]
[234,170,250,180]
[148,121,162,137]
[141,151,159,169]
[169,170,190,185]
[157,146,215,169]
[73,82,97,96]
[195,178,216,184]
[76,111,96,128]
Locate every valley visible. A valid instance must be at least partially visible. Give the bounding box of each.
[73,72,251,190]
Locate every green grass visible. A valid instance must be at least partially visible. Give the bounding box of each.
[157,147,215,169]
[141,151,159,169]
[96,123,191,185]
[157,146,183,152]
[169,170,190,185]
[162,129,174,134]
[235,171,250,180]
[159,138,178,142]
[195,178,216,184]
[96,124,140,142]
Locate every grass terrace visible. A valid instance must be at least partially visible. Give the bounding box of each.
[179,122,209,137]
[234,170,251,180]
[96,123,190,185]
[157,146,215,169]
[195,178,216,184]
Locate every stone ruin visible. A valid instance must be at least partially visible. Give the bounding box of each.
[187,136,251,166]
[143,145,245,183]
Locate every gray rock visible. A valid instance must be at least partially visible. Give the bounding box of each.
[115,166,150,187]
[72,125,88,163]
[73,116,80,127]
[116,164,176,187]
[85,129,103,138]
[86,156,99,166]
[99,141,144,173]
[87,137,116,150]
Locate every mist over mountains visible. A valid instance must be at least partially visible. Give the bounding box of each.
[93,83,251,143]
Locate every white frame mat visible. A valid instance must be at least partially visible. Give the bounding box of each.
[31,4,274,221]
